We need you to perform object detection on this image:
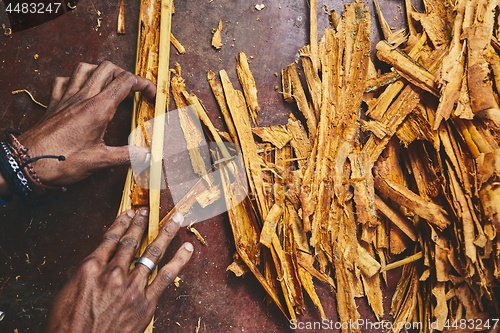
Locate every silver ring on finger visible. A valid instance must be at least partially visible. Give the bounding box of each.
[136,256,156,273]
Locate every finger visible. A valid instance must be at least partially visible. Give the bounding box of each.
[146,242,194,301]
[132,212,184,280]
[59,62,98,103]
[98,70,157,118]
[48,76,69,109]
[94,145,150,169]
[91,210,136,263]
[110,208,149,268]
[80,60,126,98]
[41,77,69,121]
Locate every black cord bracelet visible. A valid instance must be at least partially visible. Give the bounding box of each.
[0,142,33,199]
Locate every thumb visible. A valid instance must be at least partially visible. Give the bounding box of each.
[100,145,150,168]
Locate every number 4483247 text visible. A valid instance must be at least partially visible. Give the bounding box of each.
[5,2,62,14]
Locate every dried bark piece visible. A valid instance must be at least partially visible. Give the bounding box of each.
[365,71,400,92]
[373,0,392,40]
[454,283,490,320]
[280,68,293,103]
[299,45,322,117]
[360,243,384,320]
[405,142,442,201]
[297,265,326,319]
[390,263,419,333]
[376,40,439,96]
[286,116,312,169]
[226,256,248,277]
[357,244,381,278]
[363,84,422,163]
[433,0,467,128]
[478,149,500,233]
[148,0,174,254]
[130,182,149,206]
[308,0,318,71]
[220,69,269,218]
[374,158,451,231]
[124,0,162,209]
[466,0,500,118]
[269,234,302,320]
[117,0,125,34]
[207,70,239,145]
[334,259,361,333]
[171,65,208,177]
[396,103,434,146]
[222,181,286,316]
[454,70,475,120]
[260,204,282,248]
[187,223,207,246]
[375,195,417,242]
[411,11,450,47]
[170,33,185,54]
[350,151,379,245]
[489,45,500,98]
[212,19,223,49]
[252,125,292,149]
[287,63,317,140]
[236,51,260,125]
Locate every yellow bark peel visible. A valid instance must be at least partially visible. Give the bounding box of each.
[236,51,260,125]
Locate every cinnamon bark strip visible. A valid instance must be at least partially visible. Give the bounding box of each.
[170,33,185,54]
[236,52,260,125]
[287,63,317,141]
[299,45,322,118]
[207,70,239,145]
[373,163,450,231]
[433,0,467,128]
[171,65,208,177]
[286,116,312,169]
[478,149,500,233]
[376,40,439,96]
[220,69,269,218]
[148,0,174,244]
[375,195,417,242]
[466,0,499,116]
[117,0,125,34]
[212,19,223,49]
[123,0,162,209]
[220,156,286,316]
[281,68,293,103]
[252,126,292,149]
[349,151,377,229]
[309,0,318,71]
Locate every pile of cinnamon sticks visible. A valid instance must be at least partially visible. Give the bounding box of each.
[127,0,500,330]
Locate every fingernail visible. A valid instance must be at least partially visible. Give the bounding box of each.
[172,212,184,224]
[184,242,194,252]
[140,208,149,217]
[126,210,135,218]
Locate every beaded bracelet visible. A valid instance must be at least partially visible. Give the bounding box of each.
[0,135,66,202]
[6,134,66,196]
[0,141,33,199]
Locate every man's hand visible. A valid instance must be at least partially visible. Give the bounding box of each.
[45,209,193,333]
[17,61,156,186]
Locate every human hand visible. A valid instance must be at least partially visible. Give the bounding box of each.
[16,61,156,187]
[44,209,193,333]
